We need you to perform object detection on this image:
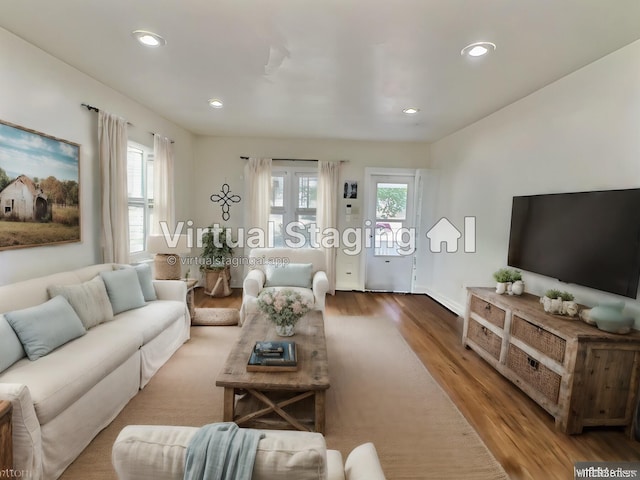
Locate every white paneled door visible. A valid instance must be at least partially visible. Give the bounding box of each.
[364,172,417,292]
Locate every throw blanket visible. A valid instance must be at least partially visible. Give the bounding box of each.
[184,422,264,480]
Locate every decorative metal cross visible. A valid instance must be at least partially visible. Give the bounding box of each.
[210,183,241,221]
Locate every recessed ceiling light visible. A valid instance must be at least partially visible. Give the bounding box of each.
[461,42,496,57]
[208,98,224,109]
[132,30,166,47]
[402,108,419,115]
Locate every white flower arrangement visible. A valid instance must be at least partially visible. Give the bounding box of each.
[257,289,313,327]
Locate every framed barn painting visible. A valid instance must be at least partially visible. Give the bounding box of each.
[0,119,80,250]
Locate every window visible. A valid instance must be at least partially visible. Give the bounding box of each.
[270,166,317,247]
[127,142,154,257]
[374,182,408,256]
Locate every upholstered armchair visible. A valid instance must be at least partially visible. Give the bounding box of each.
[240,248,329,325]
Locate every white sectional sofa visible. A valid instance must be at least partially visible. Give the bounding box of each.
[0,263,190,480]
[112,425,387,480]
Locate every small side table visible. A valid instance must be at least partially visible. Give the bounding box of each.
[185,279,198,319]
[0,400,12,472]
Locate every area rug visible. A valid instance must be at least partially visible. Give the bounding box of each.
[191,307,239,325]
[60,317,508,479]
[323,316,509,479]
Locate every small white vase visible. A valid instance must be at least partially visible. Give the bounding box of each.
[275,323,295,337]
[550,297,564,314]
[562,301,579,317]
[541,296,563,314]
[496,282,507,294]
[511,280,524,296]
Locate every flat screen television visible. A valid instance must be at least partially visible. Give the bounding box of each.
[507,188,640,298]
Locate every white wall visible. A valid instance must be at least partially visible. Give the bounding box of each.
[0,27,194,285]
[190,136,430,289]
[428,39,640,320]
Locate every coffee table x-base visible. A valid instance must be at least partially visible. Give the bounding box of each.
[215,310,330,433]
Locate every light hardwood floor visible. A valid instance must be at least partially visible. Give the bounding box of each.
[196,289,640,479]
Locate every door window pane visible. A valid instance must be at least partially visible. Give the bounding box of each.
[376,183,408,220]
[271,176,284,208]
[297,213,316,225]
[298,176,317,209]
[270,168,316,248]
[374,221,403,256]
[295,213,317,248]
[127,148,143,198]
[146,159,154,200]
[129,205,144,253]
[269,213,284,247]
[127,143,154,257]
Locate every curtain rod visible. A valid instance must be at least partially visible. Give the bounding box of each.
[81,103,174,144]
[240,156,316,162]
[240,156,347,163]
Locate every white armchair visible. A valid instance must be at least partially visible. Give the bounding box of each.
[240,248,329,325]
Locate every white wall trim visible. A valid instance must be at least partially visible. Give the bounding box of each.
[414,284,466,316]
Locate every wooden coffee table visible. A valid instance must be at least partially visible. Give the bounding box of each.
[215,310,330,433]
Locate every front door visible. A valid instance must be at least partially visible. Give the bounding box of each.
[364,174,416,292]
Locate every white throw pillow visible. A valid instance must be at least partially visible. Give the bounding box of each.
[253,430,327,480]
[48,276,114,329]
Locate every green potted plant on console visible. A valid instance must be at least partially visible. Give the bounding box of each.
[493,268,523,295]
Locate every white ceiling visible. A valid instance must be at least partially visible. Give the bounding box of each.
[1,0,640,142]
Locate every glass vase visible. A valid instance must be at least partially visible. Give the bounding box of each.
[275,323,295,337]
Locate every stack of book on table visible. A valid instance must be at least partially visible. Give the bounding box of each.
[247,341,298,372]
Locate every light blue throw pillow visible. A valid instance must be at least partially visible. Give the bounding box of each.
[265,263,313,288]
[134,263,157,301]
[4,296,86,361]
[118,263,157,302]
[100,268,146,315]
[0,314,26,372]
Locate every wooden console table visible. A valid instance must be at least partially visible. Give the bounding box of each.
[0,400,12,471]
[463,287,640,434]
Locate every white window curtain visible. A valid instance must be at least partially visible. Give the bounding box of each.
[152,134,175,235]
[244,158,272,235]
[98,111,129,263]
[317,160,340,294]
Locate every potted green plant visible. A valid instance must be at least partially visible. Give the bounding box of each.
[200,225,234,297]
[493,268,522,295]
[558,291,579,317]
[545,290,579,316]
[510,270,524,295]
[540,289,560,314]
[493,268,511,294]
[543,288,562,300]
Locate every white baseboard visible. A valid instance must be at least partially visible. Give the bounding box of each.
[336,282,363,291]
[413,284,465,316]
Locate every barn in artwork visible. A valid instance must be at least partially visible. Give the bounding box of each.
[0,174,49,221]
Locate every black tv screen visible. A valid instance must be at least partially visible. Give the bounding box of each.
[507,188,640,298]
